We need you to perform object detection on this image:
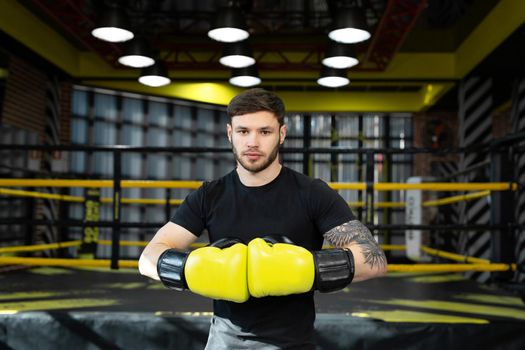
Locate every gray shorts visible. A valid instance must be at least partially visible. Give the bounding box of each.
[204,316,315,350]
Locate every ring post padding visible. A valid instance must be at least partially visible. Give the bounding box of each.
[405,177,435,262]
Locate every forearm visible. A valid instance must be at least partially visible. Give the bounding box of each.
[138,242,171,281]
[139,222,199,280]
[323,220,387,282]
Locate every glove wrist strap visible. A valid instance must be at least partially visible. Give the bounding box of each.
[313,248,355,293]
[157,249,189,291]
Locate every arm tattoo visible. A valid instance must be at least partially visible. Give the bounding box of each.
[324,220,387,270]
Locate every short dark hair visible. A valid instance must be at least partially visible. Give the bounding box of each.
[227,88,285,126]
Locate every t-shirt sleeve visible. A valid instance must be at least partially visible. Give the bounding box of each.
[170,183,207,236]
[309,179,355,234]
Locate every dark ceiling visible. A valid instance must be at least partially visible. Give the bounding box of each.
[21,0,499,73]
[1,0,522,112]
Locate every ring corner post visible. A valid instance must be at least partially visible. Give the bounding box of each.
[111,150,122,270]
[490,147,514,282]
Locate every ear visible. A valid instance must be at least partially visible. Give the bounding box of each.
[279,124,287,144]
[227,123,232,143]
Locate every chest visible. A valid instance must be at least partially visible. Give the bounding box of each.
[205,189,319,248]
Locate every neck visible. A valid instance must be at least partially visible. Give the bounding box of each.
[236,159,282,187]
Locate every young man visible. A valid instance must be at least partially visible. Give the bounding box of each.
[139,88,387,349]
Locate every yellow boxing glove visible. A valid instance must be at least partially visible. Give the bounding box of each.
[247,236,356,297]
[157,238,249,303]
[247,236,315,297]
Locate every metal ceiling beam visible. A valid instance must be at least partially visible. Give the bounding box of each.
[30,0,121,65]
[365,0,428,70]
[26,1,377,72]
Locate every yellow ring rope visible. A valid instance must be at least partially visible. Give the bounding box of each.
[422,191,490,207]
[0,188,84,202]
[0,242,514,272]
[1,186,487,209]
[0,241,82,254]
[421,246,491,264]
[1,241,407,253]
[373,182,517,191]
[0,257,137,268]
[0,179,203,189]
[0,256,515,272]
[0,179,517,191]
[387,263,515,272]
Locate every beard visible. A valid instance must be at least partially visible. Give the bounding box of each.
[232,137,281,173]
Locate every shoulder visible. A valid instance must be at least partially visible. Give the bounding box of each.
[180,171,234,215]
[284,167,334,194]
[282,167,318,189]
[198,170,235,198]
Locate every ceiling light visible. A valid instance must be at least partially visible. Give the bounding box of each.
[317,67,350,88]
[220,41,255,68]
[229,66,261,87]
[208,7,249,43]
[328,8,371,44]
[322,42,359,69]
[118,38,155,68]
[91,6,134,43]
[138,62,171,87]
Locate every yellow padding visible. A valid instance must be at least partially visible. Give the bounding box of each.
[388,263,514,272]
[423,191,490,207]
[0,257,138,268]
[421,246,491,264]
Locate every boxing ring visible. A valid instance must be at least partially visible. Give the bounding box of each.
[1,139,525,349]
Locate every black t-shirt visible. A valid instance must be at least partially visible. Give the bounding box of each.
[171,166,355,346]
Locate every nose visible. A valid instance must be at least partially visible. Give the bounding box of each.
[245,132,259,148]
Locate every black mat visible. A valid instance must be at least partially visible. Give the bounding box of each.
[1,267,525,349]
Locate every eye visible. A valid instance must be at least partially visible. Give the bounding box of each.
[237,129,248,135]
[261,130,271,135]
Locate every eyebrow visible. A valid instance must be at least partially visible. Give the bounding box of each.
[234,125,275,131]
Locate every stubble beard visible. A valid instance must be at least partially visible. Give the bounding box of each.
[232,137,281,174]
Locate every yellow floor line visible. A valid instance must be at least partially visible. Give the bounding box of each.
[374,299,525,320]
[352,309,489,324]
[0,298,118,313]
[453,293,524,307]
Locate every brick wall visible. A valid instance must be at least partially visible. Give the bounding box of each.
[492,105,512,138]
[1,55,72,144]
[413,105,514,178]
[1,55,47,141]
[413,111,459,177]
[59,81,72,144]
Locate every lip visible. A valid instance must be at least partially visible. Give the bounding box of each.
[244,152,263,160]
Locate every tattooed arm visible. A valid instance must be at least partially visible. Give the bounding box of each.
[324,220,387,282]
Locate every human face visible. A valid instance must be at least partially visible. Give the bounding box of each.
[227,111,286,174]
